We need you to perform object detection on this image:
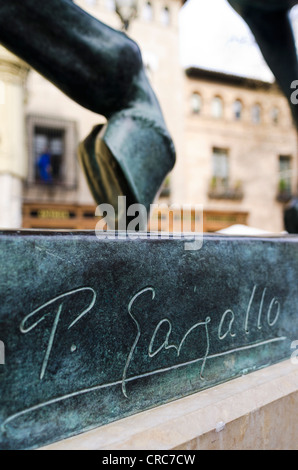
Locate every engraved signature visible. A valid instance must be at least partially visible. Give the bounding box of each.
[121,284,283,397]
[1,284,286,432]
[20,287,97,380]
[122,287,211,398]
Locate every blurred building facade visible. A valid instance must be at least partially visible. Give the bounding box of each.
[0,0,297,232]
[183,68,298,232]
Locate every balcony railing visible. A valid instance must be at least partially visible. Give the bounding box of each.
[276,179,292,203]
[208,178,244,201]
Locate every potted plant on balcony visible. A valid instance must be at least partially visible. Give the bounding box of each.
[277,179,292,203]
[208,177,244,201]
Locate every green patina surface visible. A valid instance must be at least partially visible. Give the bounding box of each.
[0,231,297,449]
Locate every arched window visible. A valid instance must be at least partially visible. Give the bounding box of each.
[233,100,243,121]
[212,96,224,119]
[252,104,261,124]
[272,107,280,125]
[161,6,170,26]
[143,1,153,21]
[191,92,202,115]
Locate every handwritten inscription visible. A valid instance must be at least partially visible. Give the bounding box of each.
[121,285,284,397]
[1,283,286,432]
[20,288,96,380]
[19,284,284,391]
[122,287,211,397]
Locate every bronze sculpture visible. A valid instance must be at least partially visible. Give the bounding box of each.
[284,197,298,232]
[0,0,297,227]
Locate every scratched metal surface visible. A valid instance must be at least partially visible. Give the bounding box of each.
[0,231,297,450]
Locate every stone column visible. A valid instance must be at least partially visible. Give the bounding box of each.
[0,47,29,229]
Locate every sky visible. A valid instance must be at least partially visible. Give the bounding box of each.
[179,0,298,82]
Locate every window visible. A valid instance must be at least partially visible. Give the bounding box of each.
[34,128,64,185]
[191,92,202,115]
[212,148,229,187]
[279,156,292,193]
[212,96,223,119]
[161,6,170,26]
[143,2,153,21]
[252,104,261,124]
[233,100,243,121]
[272,107,280,125]
[27,115,77,188]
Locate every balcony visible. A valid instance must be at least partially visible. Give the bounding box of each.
[276,179,292,203]
[208,178,244,201]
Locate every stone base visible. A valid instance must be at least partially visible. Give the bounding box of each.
[42,360,298,450]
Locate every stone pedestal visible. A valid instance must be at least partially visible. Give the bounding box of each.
[0,231,298,449]
[0,47,29,228]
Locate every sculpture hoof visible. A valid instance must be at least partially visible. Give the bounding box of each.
[78,110,176,218]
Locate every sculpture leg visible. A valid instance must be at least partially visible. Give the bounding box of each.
[228,1,298,127]
[285,198,298,233]
[0,0,175,215]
